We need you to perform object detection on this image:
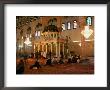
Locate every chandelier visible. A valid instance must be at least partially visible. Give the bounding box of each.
[24,37,31,45]
[81,26,93,39]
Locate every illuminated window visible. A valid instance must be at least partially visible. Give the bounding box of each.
[86,17,92,25]
[73,20,77,29]
[67,22,71,30]
[62,23,65,31]
[38,31,40,36]
[35,31,40,37]
[35,31,37,36]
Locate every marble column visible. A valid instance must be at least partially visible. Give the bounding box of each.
[38,44,40,52]
[34,44,35,58]
[51,43,52,53]
[46,44,47,54]
[42,44,44,52]
[56,42,58,57]
[58,42,60,58]
[63,43,64,56]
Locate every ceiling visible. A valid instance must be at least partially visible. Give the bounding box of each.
[16,16,40,29]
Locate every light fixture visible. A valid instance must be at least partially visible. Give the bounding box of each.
[73,41,80,43]
[79,43,81,47]
[24,37,31,45]
[81,26,93,39]
[28,44,32,46]
[85,39,93,41]
[18,45,23,48]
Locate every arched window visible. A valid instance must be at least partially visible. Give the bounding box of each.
[73,20,77,29]
[86,17,92,25]
[35,31,40,37]
[38,31,40,36]
[67,22,71,30]
[35,31,37,37]
[62,23,65,31]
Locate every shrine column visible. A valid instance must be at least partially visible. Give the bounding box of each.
[46,44,47,54]
[51,43,52,53]
[59,43,60,58]
[38,44,40,52]
[56,42,58,57]
[34,44,36,58]
[36,44,38,52]
[63,43,64,56]
[42,44,44,52]
[56,33,57,39]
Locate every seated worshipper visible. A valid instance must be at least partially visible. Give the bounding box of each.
[67,57,72,63]
[73,55,78,63]
[72,55,76,63]
[30,60,41,69]
[52,57,58,64]
[59,58,64,64]
[77,55,80,63]
[46,58,52,66]
[16,60,24,74]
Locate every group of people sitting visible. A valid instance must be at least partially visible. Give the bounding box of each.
[45,58,64,65]
[35,54,80,66]
[67,55,80,64]
[16,55,81,74]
